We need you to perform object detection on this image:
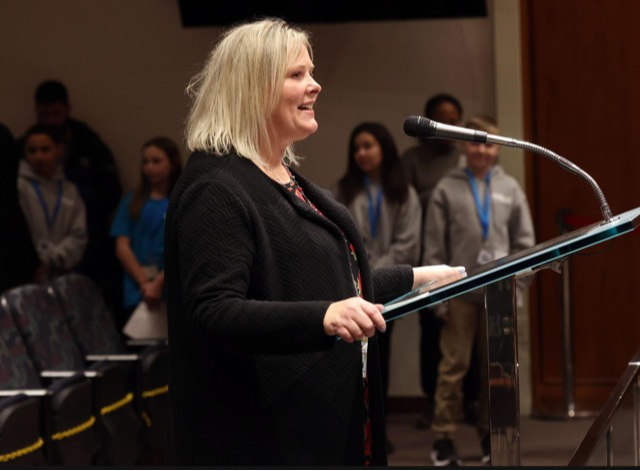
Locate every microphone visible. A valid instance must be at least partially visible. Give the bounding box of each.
[403,115,614,223]
[403,115,489,143]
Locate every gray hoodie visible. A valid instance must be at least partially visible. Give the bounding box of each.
[423,165,535,303]
[17,159,87,271]
[332,183,422,270]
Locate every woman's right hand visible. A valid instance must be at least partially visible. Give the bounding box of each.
[323,297,386,343]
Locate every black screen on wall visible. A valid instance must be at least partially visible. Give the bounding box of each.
[178,1,488,27]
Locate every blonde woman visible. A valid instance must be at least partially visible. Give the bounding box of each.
[165,18,465,467]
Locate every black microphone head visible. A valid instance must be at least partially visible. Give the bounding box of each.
[403,115,435,139]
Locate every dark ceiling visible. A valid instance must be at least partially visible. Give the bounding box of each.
[178,1,487,27]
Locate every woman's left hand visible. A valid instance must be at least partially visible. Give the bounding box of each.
[412,265,466,290]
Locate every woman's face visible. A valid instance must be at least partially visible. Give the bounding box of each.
[142,145,172,185]
[353,131,383,178]
[270,46,321,148]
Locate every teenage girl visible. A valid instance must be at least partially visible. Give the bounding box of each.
[110,137,182,329]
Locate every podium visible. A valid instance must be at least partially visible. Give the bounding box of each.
[383,206,640,466]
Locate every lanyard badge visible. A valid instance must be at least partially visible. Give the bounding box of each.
[31,180,63,229]
[363,175,383,240]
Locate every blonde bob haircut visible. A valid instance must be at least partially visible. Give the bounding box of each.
[185,18,312,166]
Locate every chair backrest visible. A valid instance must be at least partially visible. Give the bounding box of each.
[49,274,126,355]
[2,284,85,372]
[0,299,41,389]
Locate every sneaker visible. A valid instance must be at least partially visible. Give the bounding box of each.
[430,438,462,467]
[480,434,490,465]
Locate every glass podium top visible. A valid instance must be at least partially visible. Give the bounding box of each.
[383,206,640,322]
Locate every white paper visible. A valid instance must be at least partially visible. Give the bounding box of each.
[123,301,168,339]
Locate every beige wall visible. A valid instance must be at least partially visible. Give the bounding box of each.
[1,0,523,399]
[0,0,495,190]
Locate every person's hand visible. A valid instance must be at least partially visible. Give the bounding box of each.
[323,297,386,343]
[140,279,163,309]
[412,265,466,290]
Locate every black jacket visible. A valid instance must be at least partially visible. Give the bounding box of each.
[0,123,38,291]
[165,151,413,466]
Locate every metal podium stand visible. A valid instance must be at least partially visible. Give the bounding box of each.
[383,206,640,466]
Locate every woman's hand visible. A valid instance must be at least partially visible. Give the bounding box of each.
[323,297,386,343]
[412,265,466,290]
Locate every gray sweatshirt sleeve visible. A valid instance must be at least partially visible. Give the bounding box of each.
[509,185,536,292]
[47,183,88,270]
[371,187,422,270]
[422,183,449,266]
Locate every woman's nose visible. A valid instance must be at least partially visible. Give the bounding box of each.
[308,77,321,94]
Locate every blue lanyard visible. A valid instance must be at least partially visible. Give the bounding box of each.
[363,175,383,240]
[31,180,63,229]
[464,168,491,240]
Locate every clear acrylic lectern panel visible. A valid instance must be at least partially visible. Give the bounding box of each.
[383,206,640,466]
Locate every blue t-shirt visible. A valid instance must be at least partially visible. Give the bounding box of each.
[110,192,169,308]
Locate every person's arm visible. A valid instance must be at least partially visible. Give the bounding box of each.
[140,270,164,308]
[47,184,88,270]
[509,185,536,294]
[420,184,457,318]
[422,184,449,267]
[174,178,383,355]
[111,192,147,288]
[370,187,421,269]
[115,236,148,288]
[509,186,535,254]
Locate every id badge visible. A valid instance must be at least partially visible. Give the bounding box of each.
[476,247,494,265]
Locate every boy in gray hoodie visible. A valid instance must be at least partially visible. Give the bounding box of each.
[424,116,535,466]
[17,124,87,282]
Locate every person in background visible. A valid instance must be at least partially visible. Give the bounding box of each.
[17,124,87,282]
[0,122,39,290]
[110,137,182,331]
[424,116,535,466]
[164,18,466,467]
[26,80,122,311]
[333,121,422,454]
[401,93,480,429]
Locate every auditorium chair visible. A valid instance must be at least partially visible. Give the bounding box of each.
[49,273,169,463]
[2,284,142,466]
[0,296,98,466]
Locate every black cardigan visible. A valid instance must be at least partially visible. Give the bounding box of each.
[165,151,413,466]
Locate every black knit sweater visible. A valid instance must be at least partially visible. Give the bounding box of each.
[165,151,413,466]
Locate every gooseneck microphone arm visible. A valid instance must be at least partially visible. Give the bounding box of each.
[403,116,614,223]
